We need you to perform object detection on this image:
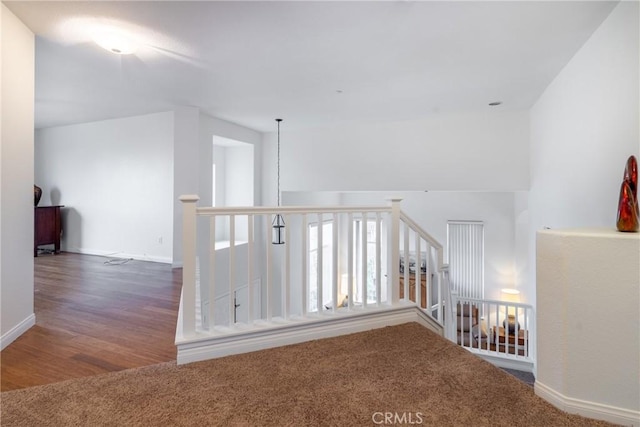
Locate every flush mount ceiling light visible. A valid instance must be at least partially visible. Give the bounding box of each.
[57,17,197,63]
[93,31,138,55]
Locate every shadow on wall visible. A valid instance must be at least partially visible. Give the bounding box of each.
[50,187,61,205]
[60,207,81,253]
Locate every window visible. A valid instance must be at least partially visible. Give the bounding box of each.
[308,220,333,312]
[447,221,484,300]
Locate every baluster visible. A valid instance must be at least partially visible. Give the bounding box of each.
[375,212,382,306]
[209,216,216,330]
[425,243,432,313]
[523,307,528,358]
[229,215,236,326]
[415,230,421,308]
[284,214,291,320]
[347,213,353,309]
[301,214,308,316]
[389,199,401,305]
[332,213,339,312]
[494,302,499,354]
[403,222,409,302]
[361,213,368,307]
[436,271,442,323]
[266,214,273,321]
[317,213,323,313]
[503,302,509,354]
[514,305,518,356]
[247,214,254,324]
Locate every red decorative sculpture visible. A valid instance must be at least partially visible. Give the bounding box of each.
[617,155,639,232]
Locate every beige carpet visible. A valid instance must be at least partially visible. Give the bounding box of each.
[0,323,614,426]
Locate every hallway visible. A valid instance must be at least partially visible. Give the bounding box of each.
[1,253,181,391]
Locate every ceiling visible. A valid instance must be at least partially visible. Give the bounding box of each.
[5,1,617,132]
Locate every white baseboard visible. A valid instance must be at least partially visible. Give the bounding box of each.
[535,381,640,427]
[70,248,172,264]
[176,305,442,365]
[1,313,36,351]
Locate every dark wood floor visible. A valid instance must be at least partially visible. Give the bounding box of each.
[1,252,182,391]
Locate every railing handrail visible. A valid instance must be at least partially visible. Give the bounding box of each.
[195,205,392,216]
[399,210,445,272]
[399,211,443,251]
[179,196,453,340]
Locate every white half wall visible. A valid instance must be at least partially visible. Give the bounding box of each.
[1,5,36,348]
[536,229,640,426]
[263,111,530,198]
[35,112,175,263]
[528,1,639,307]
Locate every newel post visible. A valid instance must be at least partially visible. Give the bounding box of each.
[180,194,199,337]
[389,198,402,304]
[444,271,457,341]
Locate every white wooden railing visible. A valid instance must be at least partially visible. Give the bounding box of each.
[176,195,537,371]
[177,196,450,342]
[448,293,535,371]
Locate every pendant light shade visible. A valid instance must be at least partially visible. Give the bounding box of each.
[272,118,285,245]
[272,214,285,245]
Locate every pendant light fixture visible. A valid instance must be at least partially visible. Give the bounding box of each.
[272,118,285,245]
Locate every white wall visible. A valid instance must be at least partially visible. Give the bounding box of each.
[174,109,262,266]
[513,191,530,301]
[172,107,200,266]
[35,112,175,263]
[212,145,227,208]
[225,146,254,207]
[198,113,262,209]
[0,5,36,348]
[263,111,530,199]
[528,1,639,305]
[193,113,263,314]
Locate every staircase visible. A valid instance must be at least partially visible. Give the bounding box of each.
[175,197,452,364]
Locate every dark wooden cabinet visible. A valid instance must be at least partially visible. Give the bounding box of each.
[34,205,63,256]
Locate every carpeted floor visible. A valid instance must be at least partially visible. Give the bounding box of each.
[0,323,615,426]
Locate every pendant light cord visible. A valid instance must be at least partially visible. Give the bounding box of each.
[276,118,282,207]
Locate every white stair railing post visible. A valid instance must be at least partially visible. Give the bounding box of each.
[180,195,200,337]
[389,198,402,304]
[444,267,456,341]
